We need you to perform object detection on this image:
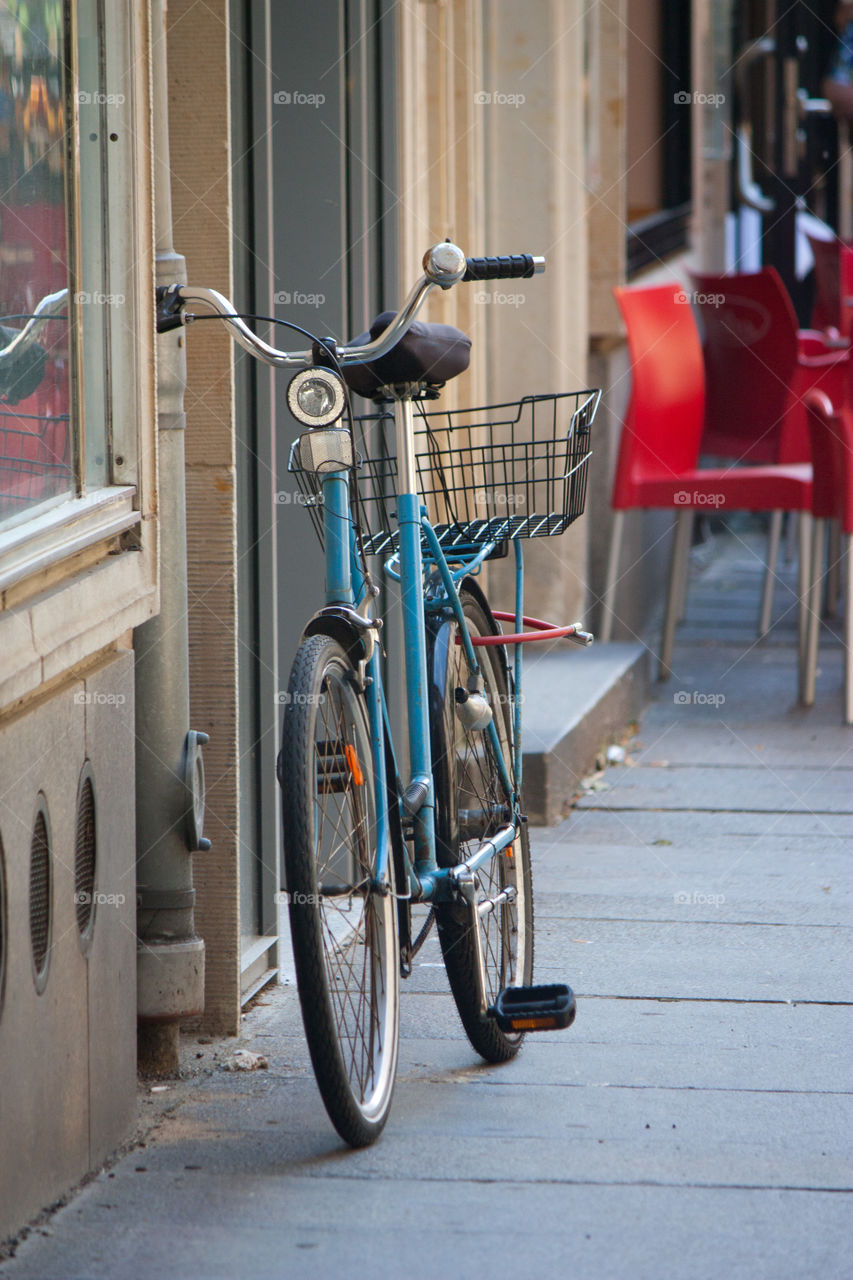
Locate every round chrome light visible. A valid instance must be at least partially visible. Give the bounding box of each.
[287,367,346,427]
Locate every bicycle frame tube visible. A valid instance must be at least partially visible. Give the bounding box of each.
[394,398,437,876]
[419,518,516,805]
[514,538,524,790]
[322,472,352,604]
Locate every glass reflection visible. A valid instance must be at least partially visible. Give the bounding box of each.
[0,2,71,525]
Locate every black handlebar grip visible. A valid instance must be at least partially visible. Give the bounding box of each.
[463,254,538,282]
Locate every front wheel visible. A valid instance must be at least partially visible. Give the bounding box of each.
[429,586,534,1062]
[280,634,399,1146]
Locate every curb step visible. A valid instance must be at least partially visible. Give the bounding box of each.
[521,641,650,825]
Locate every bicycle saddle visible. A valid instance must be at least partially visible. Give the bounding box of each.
[342,310,471,398]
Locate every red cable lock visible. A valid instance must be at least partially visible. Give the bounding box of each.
[458,612,593,646]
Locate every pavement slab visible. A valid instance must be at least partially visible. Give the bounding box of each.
[2,530,852,1280]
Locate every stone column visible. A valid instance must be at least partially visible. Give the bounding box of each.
[481,0,589,623]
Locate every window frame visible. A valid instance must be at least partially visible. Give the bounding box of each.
[0,0,157,707]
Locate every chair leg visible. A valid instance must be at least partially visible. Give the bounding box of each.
[802,517,826,708]
[675,511,693,623]
[827,519,842,618]
[758,509,783,639]
[659,509,692,681]
[599,509,624,644]
[797,512,813,700]
[844,533,853,726]
[785,511,797,565]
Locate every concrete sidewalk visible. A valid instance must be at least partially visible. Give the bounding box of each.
[4,530,852,1279]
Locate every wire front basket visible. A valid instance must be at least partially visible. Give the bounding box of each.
[0,411,72,518]
[290,389,599,556]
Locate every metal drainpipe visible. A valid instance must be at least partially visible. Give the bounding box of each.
[135,0,209,1075]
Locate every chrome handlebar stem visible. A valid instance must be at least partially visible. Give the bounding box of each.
[175,273,439,369]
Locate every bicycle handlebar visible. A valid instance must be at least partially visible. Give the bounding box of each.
[155,242,545,369]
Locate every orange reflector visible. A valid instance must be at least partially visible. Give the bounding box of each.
[344,743,365,786]
[510,1017,557,1031]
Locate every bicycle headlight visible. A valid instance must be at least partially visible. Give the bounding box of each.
[287,366,346,427]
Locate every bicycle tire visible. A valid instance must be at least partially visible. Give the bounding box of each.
[280,634,399,1146]
[429,585,534,1062]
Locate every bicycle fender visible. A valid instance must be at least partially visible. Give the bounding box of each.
[301,605,376,666]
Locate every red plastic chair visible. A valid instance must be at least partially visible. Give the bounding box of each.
[807,235,853,344]
[691,267,847,464]
[690,267,848,636]
[802,390,853,724]
[601,282,814,683]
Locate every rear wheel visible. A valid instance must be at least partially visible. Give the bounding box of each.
[280,634,399,1146]
[430,588,534,1062]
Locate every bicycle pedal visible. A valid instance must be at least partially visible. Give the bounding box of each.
[488,983,576,1033]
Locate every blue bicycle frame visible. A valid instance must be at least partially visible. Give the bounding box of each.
[318,395,523,907]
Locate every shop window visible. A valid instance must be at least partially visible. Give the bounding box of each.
[0,0,139,583]
[626,0,692,275]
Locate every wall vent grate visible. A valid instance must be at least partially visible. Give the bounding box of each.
[30,806,51,984]
[75,775,96,936]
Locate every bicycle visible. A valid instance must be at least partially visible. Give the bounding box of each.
[157,242,600,1146]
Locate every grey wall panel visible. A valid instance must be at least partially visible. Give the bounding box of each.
[84,652,137,1167]
[0,685,89,1238]
[0,655,137,1238]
